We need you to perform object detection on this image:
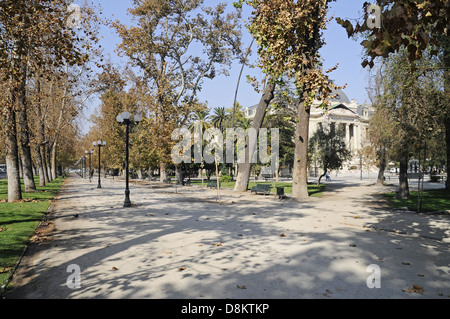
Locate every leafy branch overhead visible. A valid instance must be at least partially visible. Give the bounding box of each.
[336,0,449,67]
[111,0,243,168]
[235,0,343,107]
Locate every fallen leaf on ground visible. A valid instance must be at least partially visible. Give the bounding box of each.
[237,285,246,289]
[280,233,287,237]
[112,266,118,270]
[178,267,187,271]
[402,262,411,265]
[214,242,223,246]
[404,284,424,294]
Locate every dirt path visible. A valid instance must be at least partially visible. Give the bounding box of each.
[5,174,449,299]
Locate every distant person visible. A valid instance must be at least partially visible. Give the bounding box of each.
[326,171,331,181]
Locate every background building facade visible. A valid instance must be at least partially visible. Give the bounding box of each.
[243,89,374,177]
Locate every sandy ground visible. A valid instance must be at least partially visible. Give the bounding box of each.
[5,173,450,299]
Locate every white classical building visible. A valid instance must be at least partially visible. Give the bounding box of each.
[243,89,374,174]
[309,89,374,168]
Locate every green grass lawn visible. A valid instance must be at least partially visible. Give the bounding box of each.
[0,176,65,288]
[190,179,326,197]
[383,189,450,212]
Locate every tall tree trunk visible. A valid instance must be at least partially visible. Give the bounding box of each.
[45,144,52,182]
[34,75,46,186]
[446,119,450,191]
[397,154,410,199]
[40,143,49,183]
[137,168,143,180]
[5,43,22,202]
[17,64,36,191]
[234,79,275,192]
[51,141,57,180]
[376,147,387,185]
[443,37,450,191]
[232,38,255,128]
[175,165,183,184]
[160,162,167,182]
[292,100,311,199]
[4,106,22,202]
[34,140,45,186]
[18,152,23,178]
[317,169,327,186]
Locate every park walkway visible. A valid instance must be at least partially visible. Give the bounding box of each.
[5,173,450,299]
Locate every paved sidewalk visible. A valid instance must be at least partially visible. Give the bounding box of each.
[5,174,450,299]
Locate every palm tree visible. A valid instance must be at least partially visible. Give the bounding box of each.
[211,106,227,130]
[237,117,252,130]
[188,108,211,184]
[189,109,211,133]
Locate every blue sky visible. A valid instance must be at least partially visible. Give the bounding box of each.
[82,0,372,132]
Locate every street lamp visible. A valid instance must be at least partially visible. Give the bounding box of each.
[93,140,107,189]
[116,111,142,207]
[85,150,94,182]
[81,156,86,178]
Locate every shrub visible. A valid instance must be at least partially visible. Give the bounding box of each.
[221,175,232,183]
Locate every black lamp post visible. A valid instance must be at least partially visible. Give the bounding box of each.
[82,156,86,178]
[93,140,106,188]
[76,158,81,177]
[116,111,141,207]
[85,150,94,182]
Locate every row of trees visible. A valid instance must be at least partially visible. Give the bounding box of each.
[84,0,344,200]
[3,0,446,202]
[367,49,447,199]
[85,0,448,201]
[0,0,102,202]
[81,0,244,185]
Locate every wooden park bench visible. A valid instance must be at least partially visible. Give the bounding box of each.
[251,184,271,195]
[206,179,220,188]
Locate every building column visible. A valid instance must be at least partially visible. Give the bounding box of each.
[345,123,350,147]
[354,125,360,150]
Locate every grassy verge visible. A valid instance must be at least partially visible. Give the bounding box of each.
[383,189,450,212]
[190,179,326,197]
[0,176,65,288]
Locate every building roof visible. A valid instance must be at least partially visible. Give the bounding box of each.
[329,88,350,104]
[330,103,357,114]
